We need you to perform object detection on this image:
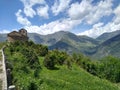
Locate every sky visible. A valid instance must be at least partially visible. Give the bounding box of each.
[0,0,120,38]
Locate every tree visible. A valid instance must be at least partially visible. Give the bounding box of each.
[44,52,55,69]
[43,50,68,69]
[98,56,120,83]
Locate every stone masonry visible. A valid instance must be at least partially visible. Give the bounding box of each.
[7,28,29,42]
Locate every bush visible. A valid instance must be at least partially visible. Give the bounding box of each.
[98,56,120,83]
[44,52,55,69]
[43,50,69,69]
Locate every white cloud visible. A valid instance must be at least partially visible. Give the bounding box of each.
[20,0,46,7]
[79,3,120,38]
[68,0,113,24]
[15,9,31,26]
[68,0,92,20]
[25,18,81,35]
[20,0,46,18]
[29,0,46,5]
[93,22,104,28]
[79,22,104,38]
[16,0,119,38]
[37,5,49,19]
[16,0,48,25]
[79,21,120,38]
[24,6,36,18]
[0,30,10,33]
[52,0,71,15]
[113,5,120,24]
[86,0,113,24]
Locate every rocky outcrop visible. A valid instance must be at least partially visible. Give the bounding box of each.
[7,29,29,42]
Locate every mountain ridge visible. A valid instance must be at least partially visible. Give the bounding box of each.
[1,30,120,58]
[96,30,120,43]
[92,33,120,58]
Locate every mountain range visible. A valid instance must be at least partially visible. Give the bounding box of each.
[28,31,99,54]
[96,30,120,43]
[93,32,120,59]
[1,30,120,59]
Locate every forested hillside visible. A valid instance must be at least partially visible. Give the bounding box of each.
[2,41,120,90]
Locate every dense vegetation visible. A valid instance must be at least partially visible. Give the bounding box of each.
[4,41,48,89]
[73,54,120,83]
[3,41,120,90]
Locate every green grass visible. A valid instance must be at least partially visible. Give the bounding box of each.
[39,57,119,90]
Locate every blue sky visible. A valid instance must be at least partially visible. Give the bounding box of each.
[0,0,120,37]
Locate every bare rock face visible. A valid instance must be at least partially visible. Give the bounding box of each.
[7,28,29,42]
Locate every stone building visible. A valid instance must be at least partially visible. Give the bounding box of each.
[7,28,29,42]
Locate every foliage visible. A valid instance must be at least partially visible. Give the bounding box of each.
[44,52,55,69]
[71,53,120,83]
[43,50,68,69]
[97,56,120,83]
[4,41,43,89]
[3,41,120,90]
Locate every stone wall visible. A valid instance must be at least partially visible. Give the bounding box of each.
[1,48,7,90]
[7,35,28,42]
[7,29,29,42]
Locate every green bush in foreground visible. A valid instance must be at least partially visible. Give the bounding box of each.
[44,50,69,69]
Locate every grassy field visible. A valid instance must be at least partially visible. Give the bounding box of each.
[39,58,119,90]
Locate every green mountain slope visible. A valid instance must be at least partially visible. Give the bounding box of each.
[49,31,98,53]
[28,31,69,45]
[36,61,119,90]
[96,30,120,43]
[28,31,98,54]
[93,34,120,58]
[49,39,78,54]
